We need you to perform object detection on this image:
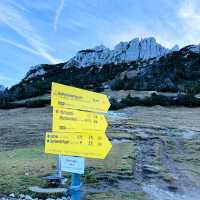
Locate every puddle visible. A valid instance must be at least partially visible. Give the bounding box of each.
[107,111,128,121]
[181,130,199,140]
[111,138,132,144]
[166,128,199,140]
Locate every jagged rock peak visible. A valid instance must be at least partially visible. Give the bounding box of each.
[171,45,179,51]
[65,37,177,68]
[93,45,108,51]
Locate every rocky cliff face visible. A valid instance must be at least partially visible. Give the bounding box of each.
[110,45,200,92]
[65,37,177,68]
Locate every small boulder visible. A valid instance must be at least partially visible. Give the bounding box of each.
[143,164,160,174]
[9,193,15,198]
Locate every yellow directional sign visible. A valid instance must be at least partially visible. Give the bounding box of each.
[45,132,112,159]
[51,82,110,113]
[52,108,108,132]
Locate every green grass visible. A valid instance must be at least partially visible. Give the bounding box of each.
[0,143,134,196]
[171,140,200,186]
[87,143,134,173]
[83,143,134,185]
[108,131,134,140]
[86,191,148,200]
[0,147,56,195]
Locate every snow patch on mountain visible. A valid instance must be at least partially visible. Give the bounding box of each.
[188,44,200,54]
[0,85,5,92]
[24,65,46,81]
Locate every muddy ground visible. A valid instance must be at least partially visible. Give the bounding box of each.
[0,106,200,200]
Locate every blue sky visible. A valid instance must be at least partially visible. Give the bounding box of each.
[0,0,200,87]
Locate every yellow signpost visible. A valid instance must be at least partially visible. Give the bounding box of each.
[51,82,110,113]
[45,132,112,159]
[52,108,108,132]
[45,82,112,159]
[44,82,112,199]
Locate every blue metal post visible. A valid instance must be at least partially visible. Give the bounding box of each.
[56,155,62,178]
[71,173,81,200]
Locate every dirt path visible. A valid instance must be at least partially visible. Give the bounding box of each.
[112,107,200,200]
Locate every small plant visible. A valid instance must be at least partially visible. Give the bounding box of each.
[82,170,98,184]
[109,97,125,110]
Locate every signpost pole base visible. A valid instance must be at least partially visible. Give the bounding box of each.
[57,155,62,179]
[71,173,81,200]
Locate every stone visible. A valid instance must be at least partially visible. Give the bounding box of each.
[143,164,160,174]
[136,133,149,140]
[25,195,32,200]
[19,194,25,199]
[9,194,15,198]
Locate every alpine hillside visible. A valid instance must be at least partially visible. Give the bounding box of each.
[3,37,200,101]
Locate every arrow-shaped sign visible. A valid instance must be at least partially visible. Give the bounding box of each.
[52,108,108,132]
[51,82,110,113]
[45,132,112,159]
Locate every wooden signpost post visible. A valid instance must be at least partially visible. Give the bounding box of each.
[44,82,112,200]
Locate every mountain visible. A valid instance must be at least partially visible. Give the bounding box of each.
[5,38,200,101]
[24,37,177,81]
[110,45,200,92]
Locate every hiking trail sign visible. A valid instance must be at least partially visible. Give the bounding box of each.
[52,108,108,133]
[51,82,110,113]
[39,82,112,200]
[45,82,112,159]
[45,131,112,159]
[60,155,85,174]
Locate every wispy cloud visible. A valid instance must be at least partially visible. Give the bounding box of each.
[178,0,200,45]
[0,0,61,63]
[54,0,65,32]
[0,74,11,82]
[0,37,40,56]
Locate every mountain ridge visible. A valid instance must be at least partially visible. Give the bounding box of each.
[3,38,200,102]
[65,37,178,68]
[24,37,178,81]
